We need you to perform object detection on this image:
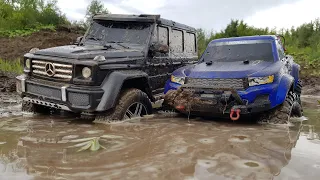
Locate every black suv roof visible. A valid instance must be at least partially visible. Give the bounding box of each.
[93,14,196,33]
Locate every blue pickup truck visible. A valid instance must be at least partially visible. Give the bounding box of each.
[164,35,302,124]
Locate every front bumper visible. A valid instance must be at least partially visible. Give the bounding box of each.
[16,75,104,113]
[164,87,271,116]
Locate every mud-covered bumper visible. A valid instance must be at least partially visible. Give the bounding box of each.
[164,88,271,116]
[230,102,271,114]
[16,75,104,113]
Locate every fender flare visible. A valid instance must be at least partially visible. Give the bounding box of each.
[286,55,300,87]
[271,74,294,107]
[291,63,300,87]
[96,70,151,111]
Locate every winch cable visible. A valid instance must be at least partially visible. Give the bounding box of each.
[223,95,228,114]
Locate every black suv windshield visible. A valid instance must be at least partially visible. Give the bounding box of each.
[203,40,274,62]
[84,20,152,45]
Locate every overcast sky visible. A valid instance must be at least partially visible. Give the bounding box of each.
[57,0,320,31]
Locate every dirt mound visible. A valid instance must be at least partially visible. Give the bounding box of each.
[0,27,83,92]
[0,28,83,60]
[301,76,320,96]
[0,72,16,92]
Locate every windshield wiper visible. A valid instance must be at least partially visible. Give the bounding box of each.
[107,41,130,49]
[202,57,226,63]
[86,35,101,41]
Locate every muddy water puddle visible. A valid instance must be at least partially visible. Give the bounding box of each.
[0,100,320,179]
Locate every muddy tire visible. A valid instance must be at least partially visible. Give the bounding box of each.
[22,101,50,114]
[294,80,302,105]
[260,91,302,124]
[95,88,152,122]
[22,101,35,113]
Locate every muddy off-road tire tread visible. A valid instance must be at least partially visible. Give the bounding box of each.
[22,101,35,113]
[22,101,51,114]
[295,80,302,94]
[294,80,302,105]
[95,88,152,122]
[261,91,302,124]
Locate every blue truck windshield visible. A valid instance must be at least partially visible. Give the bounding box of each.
[84,20,152,45]
[203,41,274,62]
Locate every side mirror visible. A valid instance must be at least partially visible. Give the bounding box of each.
[150,42,169,54]
[75,36,84,45]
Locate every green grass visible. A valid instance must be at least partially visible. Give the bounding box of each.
[287,47,320,77]
[0,25,56,38]
[0,59,23,74]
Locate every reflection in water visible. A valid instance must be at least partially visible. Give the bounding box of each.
[0,110,319,179]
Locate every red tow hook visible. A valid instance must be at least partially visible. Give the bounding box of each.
[175,105,185,111]
[230,109,241,121]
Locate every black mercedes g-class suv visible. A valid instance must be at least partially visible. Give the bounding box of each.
[16,14,198,121]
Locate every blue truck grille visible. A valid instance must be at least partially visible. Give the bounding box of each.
[186,78,248,90]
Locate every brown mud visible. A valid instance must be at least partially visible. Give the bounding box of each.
[0,27,83,92]
[0,27,83,61]
[0,90,319,180]
[0,102,319,179]
[301,76,320,96]
[0,72,16,92]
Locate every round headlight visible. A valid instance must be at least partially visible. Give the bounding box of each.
[82,67,92,78]
[25,59,31,69]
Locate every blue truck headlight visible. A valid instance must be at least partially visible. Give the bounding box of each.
[171,75,185,85]
[248,75,274,86]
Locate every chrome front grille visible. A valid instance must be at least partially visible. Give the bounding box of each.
[186,78,247,90]
[32,60,73,80]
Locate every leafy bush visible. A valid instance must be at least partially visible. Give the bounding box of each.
[0,0,67,31]
[0,0,109,37]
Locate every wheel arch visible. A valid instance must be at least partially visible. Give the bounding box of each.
[271,74,295,107]
[121,77,154,101]
[291,62,301,87]
[96,70,153,112]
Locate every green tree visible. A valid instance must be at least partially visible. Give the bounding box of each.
[85,0,109,21]
[0,0,66,30]
[197,28,206,57]
[224,19,239,37]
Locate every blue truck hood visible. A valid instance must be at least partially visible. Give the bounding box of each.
[180,60,274,78]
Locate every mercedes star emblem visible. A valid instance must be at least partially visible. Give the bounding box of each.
[45,63,56,77]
